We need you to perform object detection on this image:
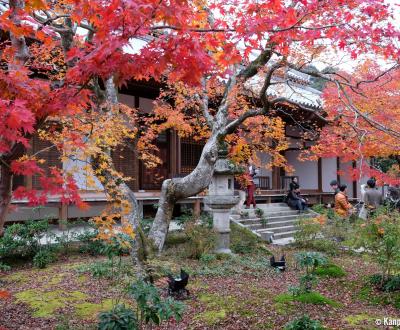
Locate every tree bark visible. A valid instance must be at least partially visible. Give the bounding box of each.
[148,133,220,251]
[100,77,150,278]
[0,165,13,236]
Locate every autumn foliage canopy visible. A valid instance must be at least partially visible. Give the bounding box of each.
[0,0,399,208]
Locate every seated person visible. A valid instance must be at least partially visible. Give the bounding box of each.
[289,177,300,191]
[287,188,308,212]
[334,184,353,217]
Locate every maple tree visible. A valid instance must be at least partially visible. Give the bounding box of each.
[309,61,400,185]
[0,0,399,257]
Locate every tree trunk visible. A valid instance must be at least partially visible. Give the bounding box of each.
[0,165,13,236]
[92,77,150,278]
[148,133,220,251]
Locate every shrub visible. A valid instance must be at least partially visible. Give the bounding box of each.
[0,220,49,258]
[356,207,400,282]
[33,249,57,269]
[295,252,327,293]
[98,304,138,330]
[0,262,11,271]
[294,217,323,246]
[77,260,118,279]
[284,315,325,330]
[183,222,216,259]
[370,274,400,292]
[76,228,106,256]
[127,280,185,326]
[199,253,217,264]
[230,223,268,255]
[294,214,354,255]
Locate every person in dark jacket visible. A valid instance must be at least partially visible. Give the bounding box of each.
[289,177,299,191]
[330,180,340,195]
[364,179,383,212]
[287,188,308,212]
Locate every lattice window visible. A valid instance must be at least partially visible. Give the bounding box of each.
[180,137,204,174]
[32,134,62,189]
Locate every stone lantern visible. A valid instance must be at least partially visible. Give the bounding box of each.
[204,143,239,254]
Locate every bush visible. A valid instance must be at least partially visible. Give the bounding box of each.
[294,214,354,255]
[199,253,217,264]
[370,274,400,292]
[284,315,325,330]
[76,228,106,256]
[98,304,138,330]
[356,207,400,282]
[0,220,49,258]
[33,249,57,269]
[295,252,327,293]
[182,222,216,259]
[127,280,185,325]
[0,262,11,271]
[230,223,268,255]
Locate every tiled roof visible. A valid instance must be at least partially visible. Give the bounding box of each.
[245,72,323,109]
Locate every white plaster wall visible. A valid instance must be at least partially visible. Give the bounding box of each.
[339,160,355,198]
[321,157,337,192]
[63,156,103,190]
[285,150,318,189]
[256,152,272,177]
[118,93,135,107]
[139,97,154,113]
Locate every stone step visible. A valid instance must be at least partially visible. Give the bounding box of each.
[238,213,313,224]
[239,210,300,217]
[256,225,297,235]
[239,216,297,226]
[244,219,298,230]
[272,230,298,240]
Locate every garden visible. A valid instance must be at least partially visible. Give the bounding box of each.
[2,206,400,330]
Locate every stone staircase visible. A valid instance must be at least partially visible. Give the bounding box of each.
[230,203,315,244]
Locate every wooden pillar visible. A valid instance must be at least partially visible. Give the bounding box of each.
[318,158,322,192]
[352,161,357,199]
[271,166,280,190]
[336,157,341,183]
[58,203,68,229]
[193,198,201,218]
[170,130,178,178]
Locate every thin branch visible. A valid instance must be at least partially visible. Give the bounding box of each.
[194,77,214,128]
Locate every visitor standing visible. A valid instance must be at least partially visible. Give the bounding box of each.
[246,161,258,208]
[364,179,383,216]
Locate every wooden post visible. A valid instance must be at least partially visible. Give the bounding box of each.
[318,158,322,192]
[193,198,201,218]
[58,203,68,230]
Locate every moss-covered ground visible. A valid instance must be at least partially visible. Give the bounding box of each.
[1,240,399,329]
